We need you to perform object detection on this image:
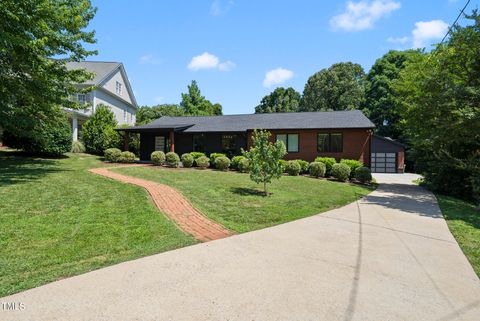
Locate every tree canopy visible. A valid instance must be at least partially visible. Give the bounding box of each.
[82,105,120,154]
[136,104,184,125]
[301,62,365,112]
[180,80,222,116]
[255,87,301,113]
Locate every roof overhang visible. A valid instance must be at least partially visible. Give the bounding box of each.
[115,124,194,133]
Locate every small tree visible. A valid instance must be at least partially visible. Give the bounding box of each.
[243,130,287,196]
[82,105,120,154]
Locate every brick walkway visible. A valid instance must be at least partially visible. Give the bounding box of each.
[89,166,233,242]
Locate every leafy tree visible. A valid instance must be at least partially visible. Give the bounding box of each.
[301,62,365,111]
[243,130,287,196]
[82,105,121,154]
[180,80,222,115]
[394,11,480,202]
[255,87,301,113]
[136,104,184,125]
[0,0,97,144]
[363,50,424,140]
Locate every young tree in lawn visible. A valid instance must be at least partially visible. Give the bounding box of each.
[243,130,287,196]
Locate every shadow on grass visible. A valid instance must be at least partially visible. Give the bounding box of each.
[437,195,480,229]
[230,187,266,197]
[0,151,67,187]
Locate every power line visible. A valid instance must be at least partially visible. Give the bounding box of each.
[439,0,471,45]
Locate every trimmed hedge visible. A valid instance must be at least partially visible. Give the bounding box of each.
[196,156,210,169]
[341,159,363,178]
[119,151,136,163]
[315,157,336,176]
[165,152,180,168]
[231,155,245,169]
[278,159,288,173]
[151,151,166,165]
[190,152,206,159]
[309,162,326,178]
[215,156,231,171]
[209,153,226,166]
[286,160,301,176]
[104,148,122,162]
[332,163,351,181]
[355,166,372,183]
[181,153,194,168]
[238,158,250,173]
[71,141,86,153]
[295,159,309,174]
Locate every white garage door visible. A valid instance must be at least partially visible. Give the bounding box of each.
[371,153,397,173]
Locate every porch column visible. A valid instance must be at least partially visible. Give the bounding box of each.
[169,130,175,152]
[72,115,78,141]
[123,132,130,151]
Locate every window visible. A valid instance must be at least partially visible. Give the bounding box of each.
[317,133,343,152]
[193,134,206,152]
[116,81,122,95]
[222,134,236,154]
[77,94,87,103]
[276,134,299,153]
[123,110,127,122]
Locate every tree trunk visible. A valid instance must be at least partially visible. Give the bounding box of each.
[263,181,268,196]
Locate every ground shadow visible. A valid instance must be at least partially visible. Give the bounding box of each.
[230,187,266,197]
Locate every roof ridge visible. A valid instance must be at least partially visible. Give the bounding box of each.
[162,110,361,118]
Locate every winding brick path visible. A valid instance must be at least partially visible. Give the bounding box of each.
[89,166,233,242]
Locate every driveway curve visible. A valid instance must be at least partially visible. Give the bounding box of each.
[2,174,479,320]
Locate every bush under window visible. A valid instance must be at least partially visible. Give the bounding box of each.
[196,156,210,169]
[165,152,180,168]
[340,159,363,178]
[151,151,166,165]
[181,153,194,168]
[355,166,372,183]
[332,163,351,181]
[309,162,326,178]
[315,157,337,176]
[215,156,231,171]
[238,158,250,173]
[285,160,301,176]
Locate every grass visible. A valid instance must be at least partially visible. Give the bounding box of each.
[113,166,375,233]
[0,150,196,297]
[436,194,480,277]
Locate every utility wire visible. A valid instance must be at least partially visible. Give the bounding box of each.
[439,0,471,45]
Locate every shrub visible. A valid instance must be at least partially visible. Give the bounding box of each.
[315,157,337,176]
[118,151,135,163]
[104,148,122,162]
[341,159,363,178]
[151,151,165,165]
[181,153,194,167]
[309,162,326,178]
[190,152,206,160]
[355,166,372,183]
[215,156,231,170]
[196,156,210,169]
[82,105,121,154]
[238,158,250,173]
[231,155,245,170]
[295,159,309,174]
[209,153,226,166]
[71,141,86,153]
[165,152,180,168]
[332,163,351,181]
[278,159,288,172]
[285,160,301,176]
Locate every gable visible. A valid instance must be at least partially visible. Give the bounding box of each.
[100,67,136,107]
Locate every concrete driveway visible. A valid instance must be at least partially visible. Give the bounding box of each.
[2,174,480,321]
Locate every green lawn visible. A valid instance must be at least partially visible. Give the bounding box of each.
[114,166,374,233]
[436,194,480,277]
[0,150,196,297]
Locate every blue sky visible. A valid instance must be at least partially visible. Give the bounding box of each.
[88,0,476,114]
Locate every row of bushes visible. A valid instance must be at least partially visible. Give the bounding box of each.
[104,148,136,163]
[149,151,250,172]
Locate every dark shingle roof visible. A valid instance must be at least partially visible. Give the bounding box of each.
[123,110,374,132]
[65,61,121,85]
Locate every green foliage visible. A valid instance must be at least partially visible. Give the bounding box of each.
[294,159,309,174]
[238,158,250,173]
[181,153,194,168]
[215,156,231,171]
[0,0,97,144]
[363,50,424,140]
[195,156,210,169]
[3,114,72,156]
[190,152,206,160]
[165,152,180,168]
[209,153,226,166]
[180,80,222,116]
[119,151,135,163]
[332,163,351,181]
[104,148,121,162]
[82,105,120,155]
[301,62,365,111]
[340,159,363,178]
[136,104,184,125]
[231,155,246,169]
[278,159,287,172]
[243,129,287,195]
[117,124,139,156]
[255,87,301,113]
[309,162,326,178]
[355,166,372,183]
[394,11,480,201]
[315,157,337,176]
[285,160,301,176]
[151,151,165,165]
[71,141,86,153]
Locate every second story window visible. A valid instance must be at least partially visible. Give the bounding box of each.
[116,81,122,95]
[77,94,87,104]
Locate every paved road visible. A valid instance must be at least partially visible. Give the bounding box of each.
[2,174,479,320]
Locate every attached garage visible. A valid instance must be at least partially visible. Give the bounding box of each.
[371,135,405,173]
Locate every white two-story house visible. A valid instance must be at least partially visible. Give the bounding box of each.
[64,61,138,141]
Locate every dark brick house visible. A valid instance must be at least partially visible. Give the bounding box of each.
[119,110,405,172]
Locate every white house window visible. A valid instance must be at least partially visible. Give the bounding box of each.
[77,94,87,103]
[123,110,127,122]
[116,81,122,95]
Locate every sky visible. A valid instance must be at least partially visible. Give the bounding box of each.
[87,0,477,114]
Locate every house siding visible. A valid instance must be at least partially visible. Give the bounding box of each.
[101,69,134,104]
[94,89,136,126]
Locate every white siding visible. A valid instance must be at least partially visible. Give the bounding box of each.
[94,89,136,125]
[101,69,134,104]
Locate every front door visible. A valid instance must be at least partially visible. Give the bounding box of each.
[155,136,166,152]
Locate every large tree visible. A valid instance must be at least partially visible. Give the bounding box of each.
[363,50,424,140]
[136,104,184,125]
[255,87,301,113]
[394,11,480,202]
[180,80,222,116]
[0,0,97,144]
[301,62,365,111]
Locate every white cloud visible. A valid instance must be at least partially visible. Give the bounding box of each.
[412,20,449,48]
[140,54,160,65]
[263,68,294,88]
[210,0,234,16]
[187,52,235,71]
[330,0,401,32]
[387,36,409,44]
